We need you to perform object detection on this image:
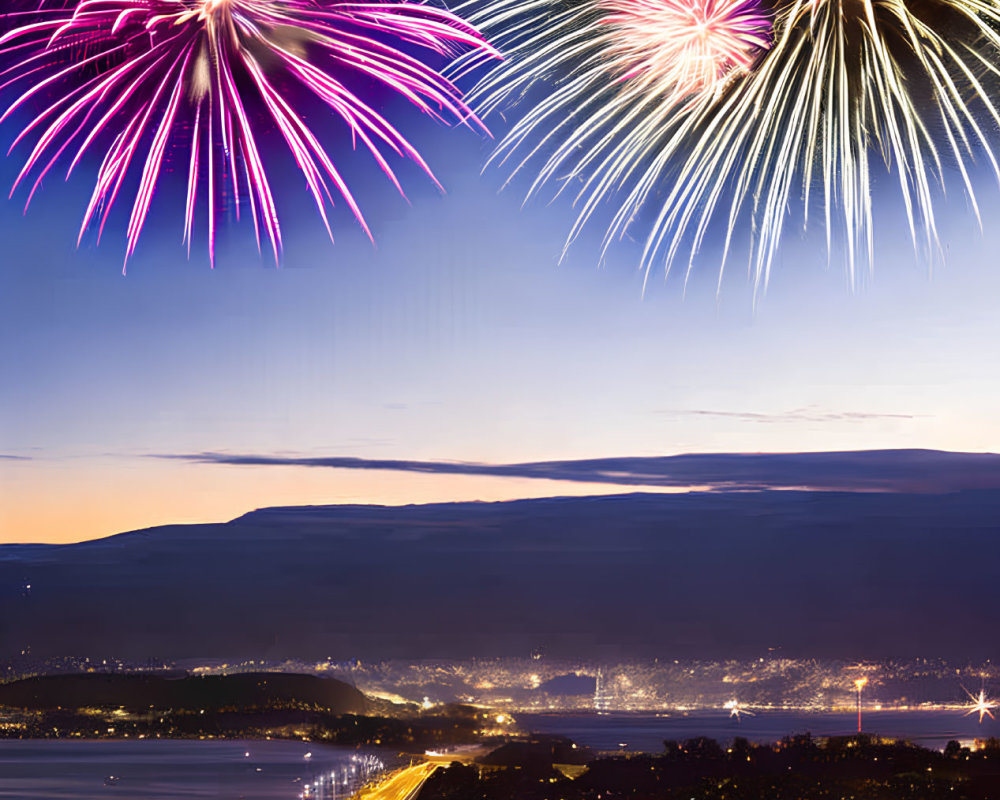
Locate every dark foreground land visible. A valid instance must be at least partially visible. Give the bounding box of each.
[7,671,1000,797]
[419,734,1000,800]
[0,671,488,748]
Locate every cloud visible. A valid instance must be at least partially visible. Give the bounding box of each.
[156,449,1000,494]
[0,454,31,461]
[661,407,924,424]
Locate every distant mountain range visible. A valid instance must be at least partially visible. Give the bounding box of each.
[3,478,999,662]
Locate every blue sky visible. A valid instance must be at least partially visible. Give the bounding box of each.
[2,96,1000,543]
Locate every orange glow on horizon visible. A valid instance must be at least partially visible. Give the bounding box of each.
[0,458,706,545]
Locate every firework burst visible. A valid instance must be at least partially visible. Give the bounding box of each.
[600,0,772,103]
[0,0,497,266]
[456,0,1000,292]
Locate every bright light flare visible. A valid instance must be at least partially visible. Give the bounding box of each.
[0,0,498,267]
[963,687,997,724]
[724,698,754,720]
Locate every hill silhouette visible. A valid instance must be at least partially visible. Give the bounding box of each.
[0,671,370,713]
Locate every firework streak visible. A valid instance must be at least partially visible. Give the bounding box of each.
[454,0,1000,291]
[0,0,498,266]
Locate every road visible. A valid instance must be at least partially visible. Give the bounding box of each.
[351,745,489,800]
[354,761,439,800]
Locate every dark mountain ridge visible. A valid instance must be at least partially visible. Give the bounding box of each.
[2,489,999,662]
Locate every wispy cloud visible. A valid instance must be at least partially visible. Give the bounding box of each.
[0,454,32,461]
[660,406,924,424]
[156,449,1000,494]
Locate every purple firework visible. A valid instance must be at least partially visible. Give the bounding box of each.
[0,0,498,266]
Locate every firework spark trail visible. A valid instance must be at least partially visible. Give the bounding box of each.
[0,0,498,267]
[456,0,1000,293]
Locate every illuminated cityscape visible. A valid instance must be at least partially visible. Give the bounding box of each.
[36,655,986,716]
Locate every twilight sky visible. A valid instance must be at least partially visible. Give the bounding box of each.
[2,100,1000,544]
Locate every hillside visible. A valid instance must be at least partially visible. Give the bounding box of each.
[2,489,1000,661]
[0,671,370,713]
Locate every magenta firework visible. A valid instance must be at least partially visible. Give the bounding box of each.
[0,0,497,266]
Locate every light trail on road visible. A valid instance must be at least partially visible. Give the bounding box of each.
[351,761,439,800]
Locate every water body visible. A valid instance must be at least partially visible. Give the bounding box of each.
[3,712,998,796]
[0,739,389,800]
[518,710,1000,753]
